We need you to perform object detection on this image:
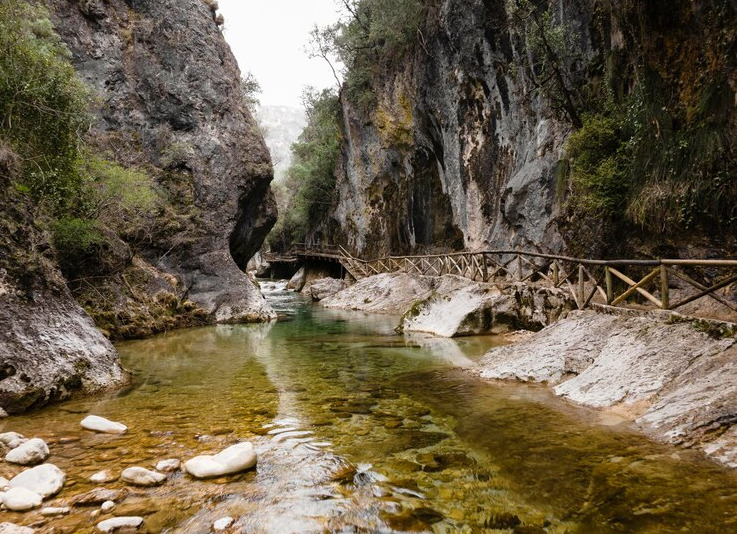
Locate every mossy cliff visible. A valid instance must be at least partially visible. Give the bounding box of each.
[313,0,735,259]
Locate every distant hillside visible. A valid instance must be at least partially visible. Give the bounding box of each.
[257,105,306,183]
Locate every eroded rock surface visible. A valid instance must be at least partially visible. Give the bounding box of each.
[477,312,737,467]
[321,273,435,315]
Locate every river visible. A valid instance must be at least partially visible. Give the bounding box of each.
[3,281,736,533]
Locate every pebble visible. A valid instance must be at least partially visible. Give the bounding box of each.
[0,523,34,534]
[121,467,166,487]
[96,516,144,533]
[9,464,66,498]
[90,470,117,483]
[5,438,50,466]
[0,432,26,450]
[213,517,234,531]
[184,442,257,479]
[0,487,43,511]
[155,459,180,473]
[81,415,128,434]
[41,507,70,516]
[101,501,116,513]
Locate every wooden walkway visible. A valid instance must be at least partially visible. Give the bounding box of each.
[265,245,737,316]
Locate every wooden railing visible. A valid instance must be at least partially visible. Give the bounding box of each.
[337,249,737,315]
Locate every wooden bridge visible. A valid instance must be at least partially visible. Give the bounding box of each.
[264,245,737,317]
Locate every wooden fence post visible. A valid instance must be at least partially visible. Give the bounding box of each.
[605,266,613,304]
[660,264,669,310]
[578,264,585,308]
[552,262,559,286]
[482,254,488,282]
[517,255,523,282]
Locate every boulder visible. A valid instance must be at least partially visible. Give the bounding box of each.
[286,267,306,292]
[120,467,166,487]
[9,464,65,498]
[96,517,144,533]
[1,487,42,511]
[321,273,436,315]
[81,415,127,434]
[155,459,180,473]
[5,438,49,466]
[184,442,257,479]
[0,523,34,534]
[309,278,348,302]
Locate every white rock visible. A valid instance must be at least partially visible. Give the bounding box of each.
[120,467,166,487]
[0,522,35,534]
[9,464,65,498]
[213,517,234,531]
[5,438,49,466]
[184,442,257,479]
[90,470,116,483]
[101,501,115,513]
[0,432,26,450]
[41,507,70,516]
[155,459,180,472]
[1,487,42,511]
[81,415,127,434]
[0,477,9,490]
[0,408,8,418]
[96,516,144,533]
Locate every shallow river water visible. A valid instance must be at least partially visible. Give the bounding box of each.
[2,282,736,533]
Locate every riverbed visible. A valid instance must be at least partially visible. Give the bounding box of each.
[2,282,736,533]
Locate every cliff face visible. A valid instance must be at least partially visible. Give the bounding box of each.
[319,0,735,259]
[48,0,277,332]
[0,160,126,414]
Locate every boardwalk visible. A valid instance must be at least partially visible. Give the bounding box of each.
[264,245,737,318]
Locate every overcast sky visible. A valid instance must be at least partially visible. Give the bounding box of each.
[218,0,343,108]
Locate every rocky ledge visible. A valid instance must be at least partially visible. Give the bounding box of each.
[476,311,736,468]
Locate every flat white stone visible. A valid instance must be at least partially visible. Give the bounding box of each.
[155,459,180,472]
[0,432,26,450]
[184,442,257,479]
[96,517,144,533]
[90,470,116,483]
[120,467,166,487]
[41,507,70,516]
[81,416,127,434]
[1,487,42,511]
[0,477,9,490]
[9,464,65,498]
[213,517,234,531]
[101,501,116,513]
[0,522,35,534]
[5,438,49,466]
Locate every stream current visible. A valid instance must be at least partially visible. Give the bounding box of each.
[3,281,736,533]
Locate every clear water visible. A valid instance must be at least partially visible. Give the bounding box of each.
[2,282,735,533]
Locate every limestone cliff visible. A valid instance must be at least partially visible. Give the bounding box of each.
[316,0,735,259]
[47,0,277,335]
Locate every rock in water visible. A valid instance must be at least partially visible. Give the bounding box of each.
[81,416,127,434]
[155,459,180,473]
[213,517,234,531]
[309,278,348,301]
[101,501,116,513]
[96,517,144,533]
[120,467,166,487]
[1,487,43,511]
[9,464,65,498]
[5,438,49,466]
[184,442,257,479]
[89,470,117,483]
[41,507,70,516]
[0,523,35,534]
[0,432,27,450]
[70,488,127,507]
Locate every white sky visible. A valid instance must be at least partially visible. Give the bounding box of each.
[218,0,343,108]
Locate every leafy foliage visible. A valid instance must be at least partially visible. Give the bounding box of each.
[267,88,342,251]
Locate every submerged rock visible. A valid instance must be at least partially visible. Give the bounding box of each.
[155,459,180,473]
[184,442,257,479]
[70,488,127,507]
[89,470,117,484]
[9,464,65,498]
[96,516,144,533]
[120,467,166,487]
[213,517,234,531]
[81,415,127,434]
[0,487,42,511]
[476,311,737,467]
[5,438,49,466]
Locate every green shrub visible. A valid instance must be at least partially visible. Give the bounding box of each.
[51,217,110,276]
